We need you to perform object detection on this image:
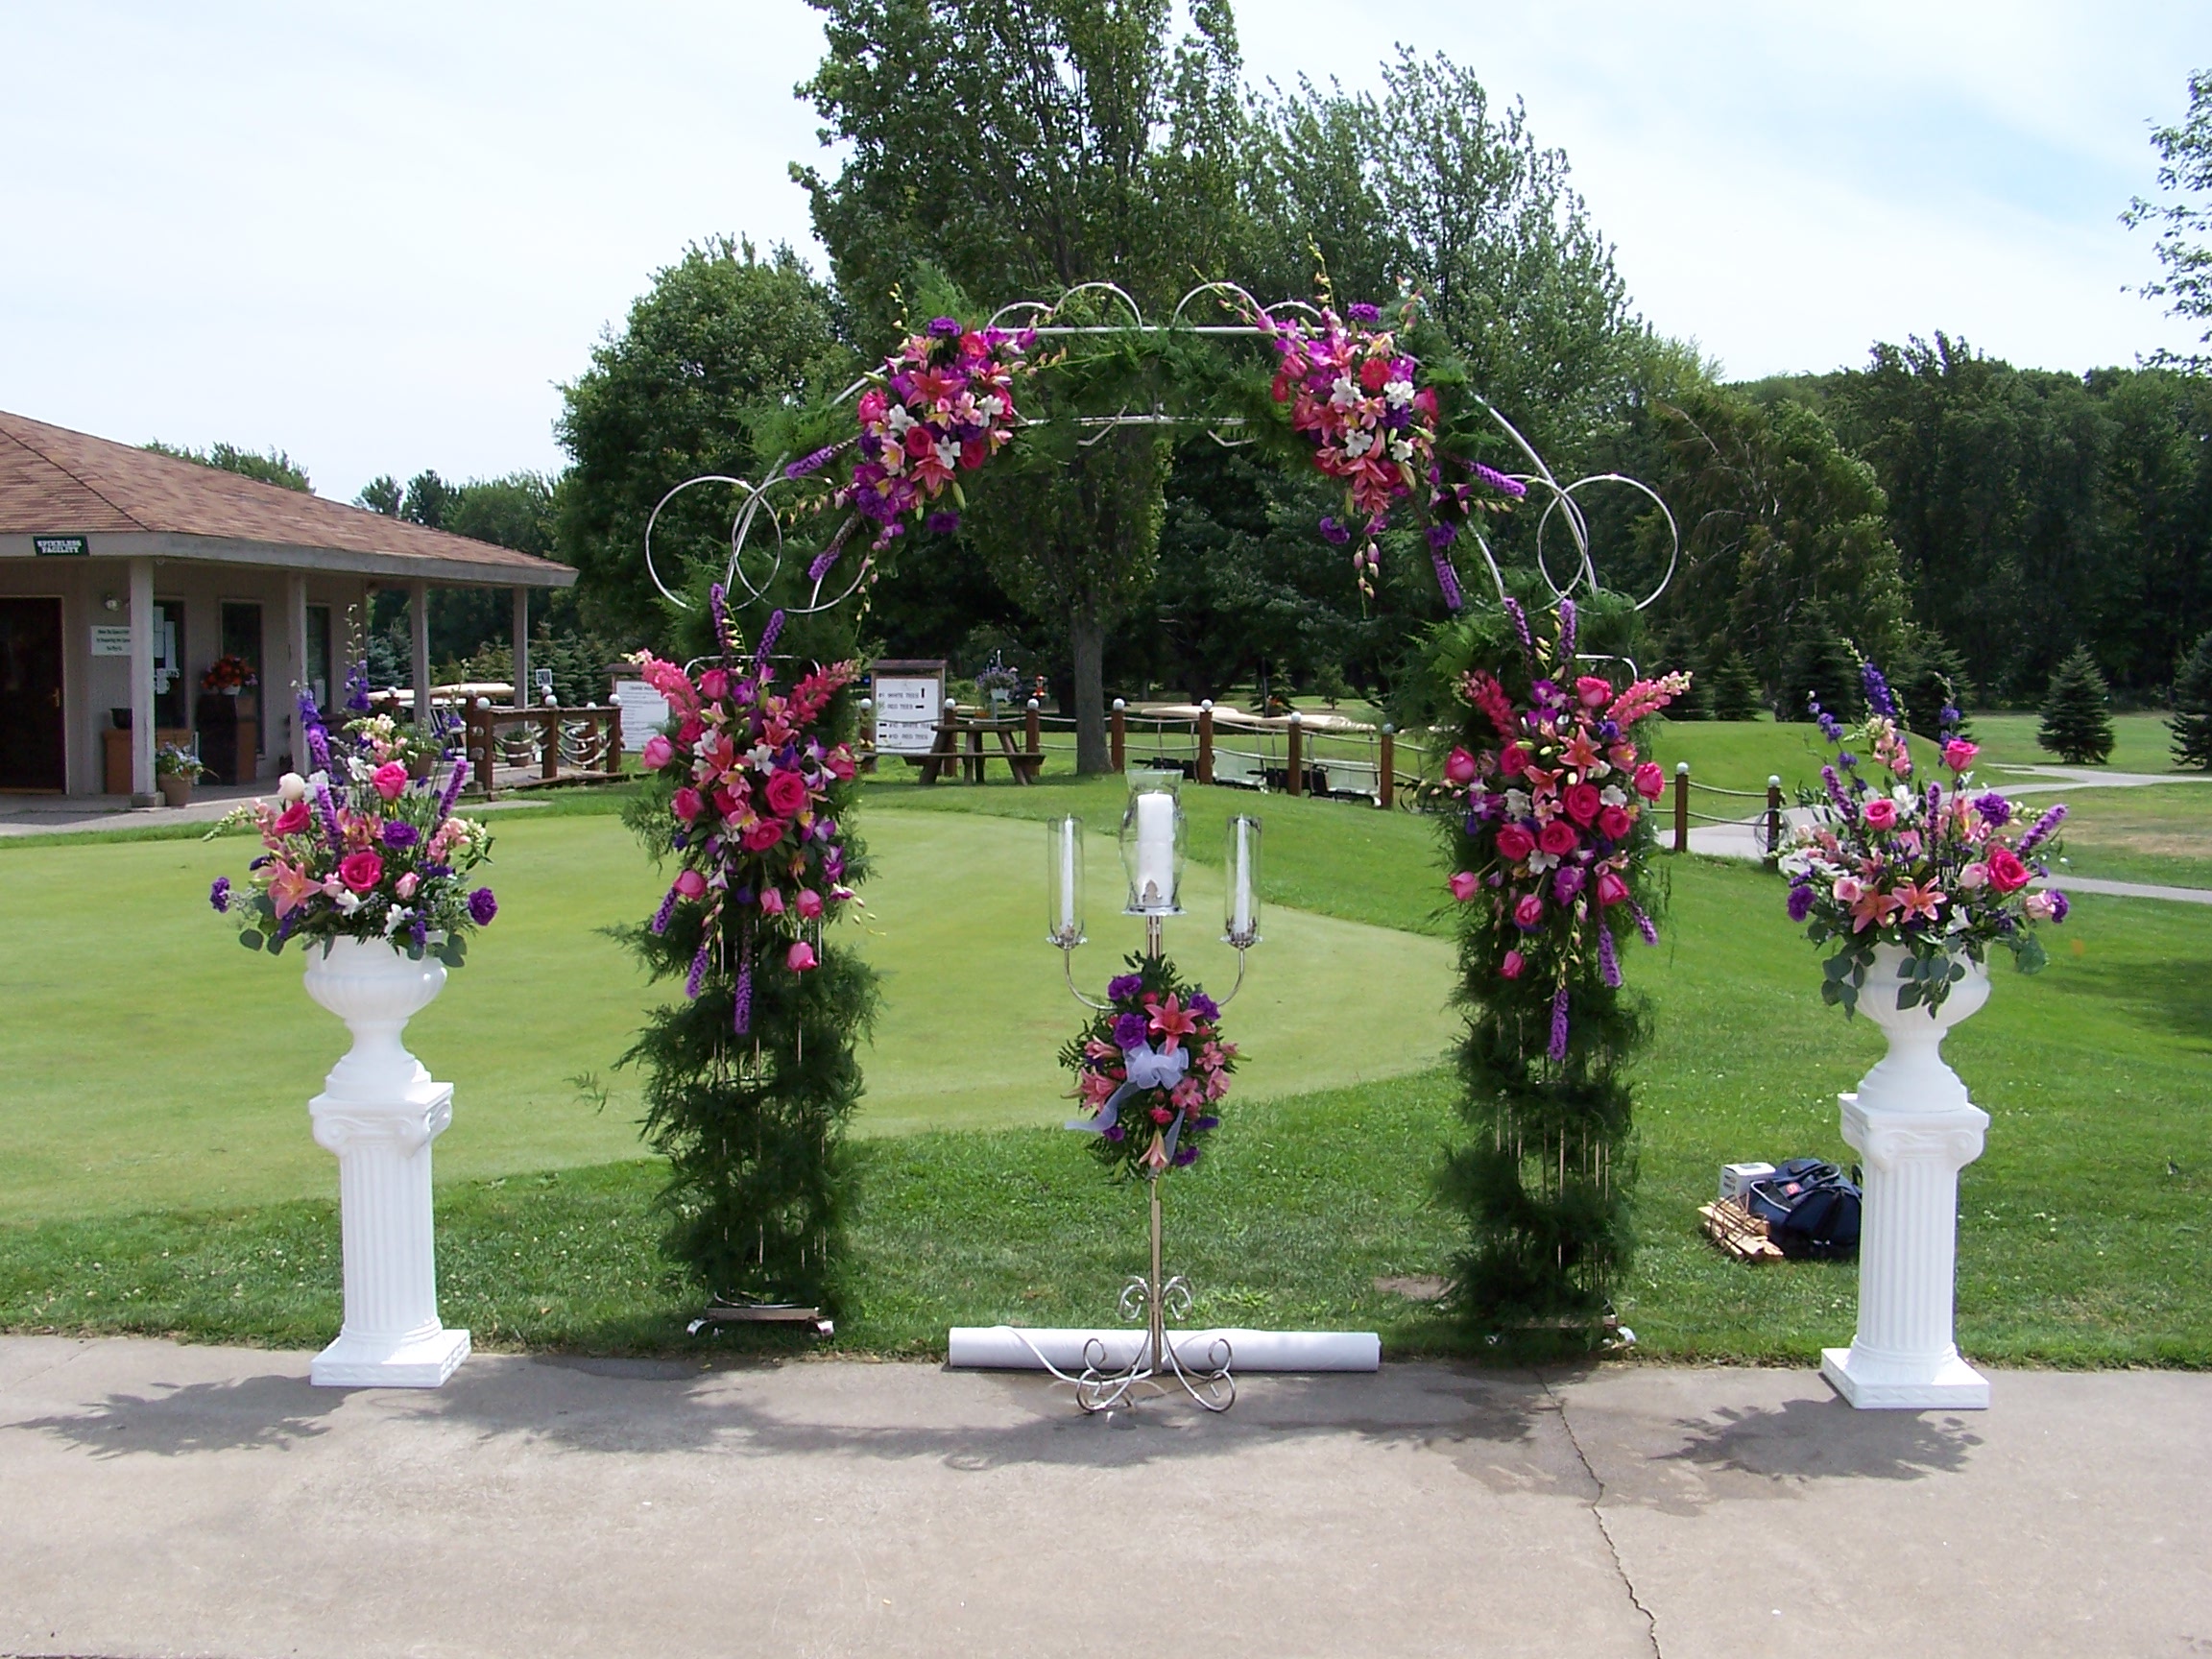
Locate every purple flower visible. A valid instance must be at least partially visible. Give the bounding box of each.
[709,582,735,659]
[437,757,469,819]
[1787,881,1815,923]
[1104,1123,1126,1143]
[382,820,420,851]
[925,510,961,535]
[1821,765,1855,819]
[467,886,498,926]
[1112,1012,1149,1048]
[1548,986,1571,1063]
[1346,301,1382,324]
[1630,902,1659,947]
[685,940,709,999]
[733,957,752,1035]
[1106,973,1144,1001]
[2047,891,2069,922]
[2018,803,2067,854]
[1472,462,1527,498]
[1426,521,1457,549]
[314,781,343,846]
[1188,991,1219,1021]
[649,884,680,935]
[1171,1143,1200,1167]
[344,661,373,716]
[1940,704,1961,733]
[927,316,962,338]
[1318,516,1351,545]
[1531,679,1562,708]
[1553,866,1585,904]
[1431,550,1464,612]
[755,608,785,669]
[1598,926,1622,988]
[806,546,840,584]
[1862,661,1897,718]
[784,444,841,480]
[1557,597,1576,661]
[1503,597,1533,661]
[208,877,230,914]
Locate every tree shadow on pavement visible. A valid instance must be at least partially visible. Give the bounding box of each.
[11,1372,343,1458]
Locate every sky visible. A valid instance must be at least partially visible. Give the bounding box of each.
[1,1,2204,503]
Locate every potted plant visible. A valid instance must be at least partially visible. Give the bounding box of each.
[155,741,204,807]
[205,688,499,1387]
[201,655,257,696]
[1781,660,2068,1409]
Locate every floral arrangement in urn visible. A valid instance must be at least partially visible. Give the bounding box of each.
[628,591,863,1032]
[1438,596,1686,1058]
[1781,661,2068,1015]
[207,692,495,965]
[1062,953,1236,1175]
[201,654,257,692]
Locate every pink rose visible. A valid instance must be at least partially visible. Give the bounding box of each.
[1942,738,1979,772]
[674,869,708,900]
[1500,950,1526,979]
[395,872,419,901]
[1449,871,1480,902]
[1538,820,1579,856]
[1595,871,1630,906]
[1599,805,1634,840]
[1494,824,1537,862]
[1633,761,1665,801]
[795,887,824,920]
[764,769,810,818]
[370,761,409,803]
[698,668,730,702]
[677,715,706,745]
[1985,847,2031,894]
[857,388,888,424]
[1958,861,1988,891]
[671,786,704,823]
[338,851,384,893]
[785,941,818,972]
[1575,675,1612,709]
[1499,743,1529,779]
[640,734,675,770]
[1444,746,1479,785]
[825,750,856,781]
[1863,797,1898,830]
[757,887,786,915]
[273,801,312,836]
[741,818,786,853]
[1833,876,1865,903]
[1513,894,1545,929]
[1563,782,1602,826]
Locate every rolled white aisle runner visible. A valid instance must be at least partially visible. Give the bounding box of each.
[947,1326,1380,1372]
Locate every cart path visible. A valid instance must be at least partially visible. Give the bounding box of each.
[2,1334,2207,1658]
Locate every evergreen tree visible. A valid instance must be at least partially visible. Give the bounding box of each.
[1654,622,1711,720]
[2039,646,2117,763]
[2170,629,2212,769]
[1708,652,1765,722]
[1894,633,1975,741]
[1784,610,1863,724]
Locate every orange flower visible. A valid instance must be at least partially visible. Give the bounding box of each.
[1849,886,1901,932]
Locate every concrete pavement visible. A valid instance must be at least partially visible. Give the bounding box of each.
[3,1334,2207,1657]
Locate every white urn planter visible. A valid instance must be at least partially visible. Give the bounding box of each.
[1821,943,1990,1410]
[301,937,470,1387]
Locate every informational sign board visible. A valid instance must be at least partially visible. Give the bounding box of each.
[871,659,948,757]
[89,625,132,657]
[33,535,88,557]
[611,678,672,753]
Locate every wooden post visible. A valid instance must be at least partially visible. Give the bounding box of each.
[475,706,498,801]
[1024,698,1041,756]
[1379,725,1395,810]
[1110,699,1126,773]
[1673,763,1690,854]
[1197,703,1214,785]
[409,580,432,739]
[1286,712,1303,799]
[604,709,623,774]
[922,698,958,784]
[511,588,530,710]
[1766,775,1783,869]
[541,706,560,781]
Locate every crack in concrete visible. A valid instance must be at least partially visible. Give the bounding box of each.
[1542,1373,1662,1659]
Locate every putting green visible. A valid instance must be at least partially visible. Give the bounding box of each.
[0,805,1456,1222]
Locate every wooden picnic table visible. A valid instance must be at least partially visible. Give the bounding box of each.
[918,710,1046,785]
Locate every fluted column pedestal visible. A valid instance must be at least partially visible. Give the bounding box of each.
[302,938,470,1388]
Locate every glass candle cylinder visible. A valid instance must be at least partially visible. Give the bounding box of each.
[1224,814,1262,947]
[1118,770,1184,915]
[1046,814,1084,946]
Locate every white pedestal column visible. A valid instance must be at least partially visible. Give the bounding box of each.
[303,940,469,1387]
[1820,945,1991,1410]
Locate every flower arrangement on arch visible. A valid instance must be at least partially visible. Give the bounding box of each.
[1780,661,2067,1016]
[1256,296,1526,608]
[201,655,257,692]
[630,589,862,1033]
[1439,597,1687,1058]
[1061,953,1236,1176]
[207,691,494,965]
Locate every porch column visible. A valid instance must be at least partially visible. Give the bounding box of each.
[409,580,432,730]
[127,558,156,803]
[286,573,310,772]
[511,587,530,709]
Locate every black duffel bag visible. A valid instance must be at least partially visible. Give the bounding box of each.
[1743,1158,1862,1260]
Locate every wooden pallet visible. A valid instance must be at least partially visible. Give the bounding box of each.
[1698,1197,1787,1262]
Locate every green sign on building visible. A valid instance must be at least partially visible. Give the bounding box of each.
[32,535,89,557]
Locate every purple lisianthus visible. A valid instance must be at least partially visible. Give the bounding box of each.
[1346,301,1382,325]
[1318,516,1352,545]
[1103,1122,1126,1143]
[1112,1011,1149,1048]
[2047,891,2070,922]
[1106,973,1144,1001]
[927,316,961,338]
[467,886,498,926]
[382,820,420,850]
[208,876,230,913]
[1787,881,1815,923]
[1553,866,1586,904]
[925,510,961,535]
[1171,1143,1200,1167]
[1188,991,1219,1021]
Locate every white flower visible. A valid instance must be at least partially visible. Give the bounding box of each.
[334,890,362,915]
[1330,373,1360,409]
[978,394,1004,420]
[934,438,960,469]
[748,744,775,768]
[1387,437,1413,462]
[277,772,308,803]
[382,907,411,937]
[1778,849,1814,878]
[1341,429,1374,459]
[884,404,915,436]
[1505,788,1532,817]
[1528,851,1560,874]
[1383,377,1415,407]
[1599,784,1628,807]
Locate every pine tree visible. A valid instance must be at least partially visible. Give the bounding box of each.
[1784,613,1863,725]
[1655,623,1711,720]
[2039,646,2116,764]
[2171,630,2212,770]
[1896,635,1976,741]
[1708,652,1765,722]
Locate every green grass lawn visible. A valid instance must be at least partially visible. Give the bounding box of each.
[4,791,2208,1367]
[1969,710,2185,775]
[2044,782,2212,890]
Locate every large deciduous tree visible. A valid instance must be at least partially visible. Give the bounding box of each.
[2125,68,2212,373]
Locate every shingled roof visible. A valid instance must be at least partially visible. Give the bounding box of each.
[0,410,576,588]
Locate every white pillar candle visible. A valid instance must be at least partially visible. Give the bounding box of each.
[1135,791,1175,910]
[1232,818,1253,936]
[1059,818,1078,935]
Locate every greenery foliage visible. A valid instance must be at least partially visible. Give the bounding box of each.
[2124,68,2212,373]
[2040,645,2117,764]
[2169,630,2212,769]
